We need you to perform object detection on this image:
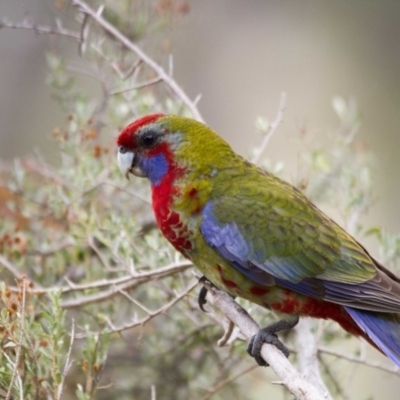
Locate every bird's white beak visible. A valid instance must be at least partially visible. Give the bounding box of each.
[117,146,147,179]
[117,147,135,179]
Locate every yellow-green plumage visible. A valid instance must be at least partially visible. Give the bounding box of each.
[117,113,400,366]
[162,116,376,288]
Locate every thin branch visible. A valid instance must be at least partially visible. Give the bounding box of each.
[8,260,192,296]
[110,77,163,95]
[150,385,156,400]
[199,364,258,400]
[24,157,75,189]
[204,283,326,400]
[103,181,151,204]
[5,279,27,400]
[119,290,153,314]
[56,320,75,400]
[60,261,193,308]
[294,319,333,400]
[123,59,142,80]
[87,236,112,271]
[78,280,198,337]
[318,356,351,400]
[158,324,214,356]
[252,92,287,164]
[71,0,204,122]
[2,352,24,400]
[217,320,235,347]
[28,240,73,257]
[318,346,400,375]
[78,13,90,55]
[0,18,81,41]
[0,255,26,281]
[21,332,40,399]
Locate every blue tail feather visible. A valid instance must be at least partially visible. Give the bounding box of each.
[345,306,400,367]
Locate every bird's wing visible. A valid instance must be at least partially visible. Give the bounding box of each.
[200,187,400,312]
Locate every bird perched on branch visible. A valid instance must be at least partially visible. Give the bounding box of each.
[117,114,400,367]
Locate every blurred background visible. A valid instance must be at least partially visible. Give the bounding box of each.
[1,1,400,232]
[1,0,400,398]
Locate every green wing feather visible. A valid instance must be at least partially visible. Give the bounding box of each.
[209,168,376,284]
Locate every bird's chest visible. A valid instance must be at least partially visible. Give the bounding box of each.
[151,177,212,254]
[151,183,196,256]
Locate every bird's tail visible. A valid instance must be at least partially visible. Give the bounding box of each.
[345,306,400,367]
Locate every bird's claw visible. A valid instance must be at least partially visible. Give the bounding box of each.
[198,276,214,312]
[247,330,289,366]
[198,285,209,312]
[246,317,299,367]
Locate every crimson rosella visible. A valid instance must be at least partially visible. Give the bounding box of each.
[117,114,400,367]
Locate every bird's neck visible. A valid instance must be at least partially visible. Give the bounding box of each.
[151,162,213,256]
[150,161,194,255]
[151,162,183,227]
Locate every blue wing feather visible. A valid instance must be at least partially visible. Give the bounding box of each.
[201,200,400,312]
[345,307,400,366]
[200,196,400,367]
[201,201,309,282]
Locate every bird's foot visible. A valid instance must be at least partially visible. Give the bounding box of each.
[198,276,214,312]
[247,317,299,367]
[197,276,236,312]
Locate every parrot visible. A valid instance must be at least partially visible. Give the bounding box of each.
[117,113,400,367]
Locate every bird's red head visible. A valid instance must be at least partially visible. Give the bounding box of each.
[117,113,165,150]
[117,113,235,187]
[117,113,182,186]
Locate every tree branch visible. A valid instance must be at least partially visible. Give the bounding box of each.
[318,346,400,375]
[75,280,198,338]
[294,319,333,399]
[71,0,204,122]
[252,92,287,164]
[5,278,27,400]
[199,364,257,400]
[60,261,192,308]
[56,320,75,400]
[205,283,328,400]
[0,18,81,42]
[0,255,26,281]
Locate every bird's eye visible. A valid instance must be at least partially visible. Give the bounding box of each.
[141,132,157,148]
[119,145,129,154]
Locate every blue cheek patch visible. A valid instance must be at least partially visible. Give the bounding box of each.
[140,153,169,186]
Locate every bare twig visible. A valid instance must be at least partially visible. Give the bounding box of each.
[78,13,90,55]
[5,279,27,400]
[71,0,204,122]
[78,280,198,337]
[87,236,112,271]
[318,346,400,375]
[294,319,333,400]
[111,77,163,95]
[0,18,81,41]
[28,240,73,257]
[8,260,192,296]
[217,320,235,347]
[319,356,351,400]
[103,181,151,204]
[2,352,24,400]
[0,255,26,281]
[56,320,75,400]
[199,364,258,400]
[123,59,142,80]
[60,261,193,308]
[252,92,287,164]
[21,332,41,399]
[150,385,156,400]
